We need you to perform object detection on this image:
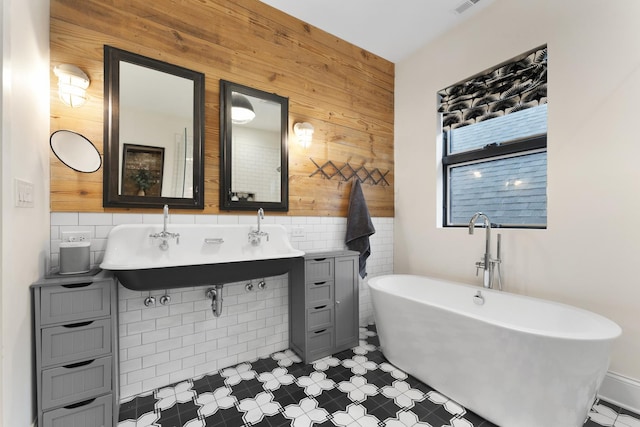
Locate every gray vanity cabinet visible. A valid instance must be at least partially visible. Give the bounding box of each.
[290,250,359,363]
[32,271,119,427]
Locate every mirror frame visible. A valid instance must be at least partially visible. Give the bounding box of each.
[219,80,289,211]
[103,46,205,209]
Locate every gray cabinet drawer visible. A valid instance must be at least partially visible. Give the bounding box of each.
[306,280,333,306]
[42,394,112,427]
[307,305,333,331]
[40,282,111,325]
[308,328,333,361]
[305,258,334,282]
[42,356,112,410]
[41,319,111,367]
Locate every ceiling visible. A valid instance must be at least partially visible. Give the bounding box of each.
[259,0,495,63]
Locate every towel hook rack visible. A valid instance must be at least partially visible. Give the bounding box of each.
[309,158,389,186]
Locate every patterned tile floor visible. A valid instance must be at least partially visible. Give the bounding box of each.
[118,325,640,427]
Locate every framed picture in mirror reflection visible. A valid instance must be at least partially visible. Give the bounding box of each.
[121,144,164,197]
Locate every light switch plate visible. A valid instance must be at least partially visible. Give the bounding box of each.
[15,178,34,208]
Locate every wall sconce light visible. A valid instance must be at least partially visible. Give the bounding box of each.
[53,64,90,108]
[231,93,256,124]
[294,122,314,148]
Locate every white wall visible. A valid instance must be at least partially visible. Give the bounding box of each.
[395,0,640,387]
[0,0,50,425]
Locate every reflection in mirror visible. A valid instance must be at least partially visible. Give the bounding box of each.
[119,62,192,198]
[220,80,289,211]
[103,46,205,209]
[50,130,102,173]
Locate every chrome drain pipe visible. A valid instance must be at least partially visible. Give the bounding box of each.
[206,284,224,317]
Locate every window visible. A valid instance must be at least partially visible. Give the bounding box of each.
[439,45,547,228]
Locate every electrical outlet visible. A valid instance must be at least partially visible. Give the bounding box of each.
[61,231,91,242]
[292,226,305,238]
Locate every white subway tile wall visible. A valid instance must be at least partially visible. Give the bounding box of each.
[232,130,281,203]
[50,213,394,399]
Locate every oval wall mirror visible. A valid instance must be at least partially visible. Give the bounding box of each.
[220,80,289,211]
[50,130,102,173]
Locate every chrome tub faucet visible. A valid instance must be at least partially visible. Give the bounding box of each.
[468,212,502,290]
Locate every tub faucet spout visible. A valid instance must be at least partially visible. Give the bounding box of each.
[468,212,501,289]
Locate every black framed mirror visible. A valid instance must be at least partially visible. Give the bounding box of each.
[220,80,289,211]
[103,46,205,209]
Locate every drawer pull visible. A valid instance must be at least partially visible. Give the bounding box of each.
[314,329,327,334]
[313,258,327,261]
[62,321,93,328]
[314,305,327,310]
[64,359,94,369]
[313,281,327,286]
[61,283,92,288]
[64,398,96,409]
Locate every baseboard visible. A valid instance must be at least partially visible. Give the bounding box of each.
[599,371,640,413]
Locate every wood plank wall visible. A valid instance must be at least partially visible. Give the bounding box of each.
[50,0,394,217]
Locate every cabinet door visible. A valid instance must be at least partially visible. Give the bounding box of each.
[334,256,359,351]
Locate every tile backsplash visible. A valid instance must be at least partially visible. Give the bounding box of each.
[50,213,394,399]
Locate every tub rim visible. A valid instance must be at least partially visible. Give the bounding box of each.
[368,273,622,341]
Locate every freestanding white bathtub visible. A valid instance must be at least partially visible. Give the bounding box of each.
[368,274,621,427]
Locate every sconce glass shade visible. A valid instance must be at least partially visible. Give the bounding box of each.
[231,92,256,124]
[53,64,90,108]
[294,122,314,148]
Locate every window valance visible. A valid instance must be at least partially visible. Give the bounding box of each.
[438,45,547,131]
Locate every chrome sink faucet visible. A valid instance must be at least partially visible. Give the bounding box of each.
[150,204,180,250]
[248,208,269,246]
[468,212,502,290]
[257,207,264,234]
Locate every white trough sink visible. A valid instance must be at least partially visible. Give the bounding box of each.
[100,224,305,290]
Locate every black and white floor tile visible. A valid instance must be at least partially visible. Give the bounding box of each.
[118,325,640,427]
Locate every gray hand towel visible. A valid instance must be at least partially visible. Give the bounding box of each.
[345,179,376,278]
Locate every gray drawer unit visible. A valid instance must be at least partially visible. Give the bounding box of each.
[307,305,333,331]
[307,328,334,361]
[40,281,111,325]
[42,356,112,410]
[305,257,334,282]
[306,280,333,306]
[41,319,111,367]
[290,250,359,362]
[42,394,112,427]
[32,271,119,427]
